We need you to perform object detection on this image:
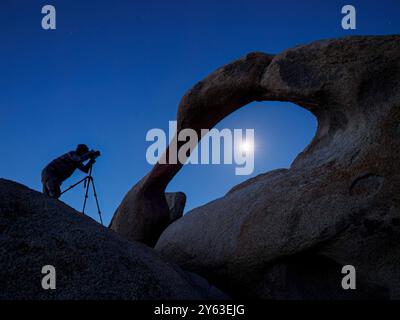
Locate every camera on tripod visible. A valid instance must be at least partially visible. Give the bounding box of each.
[61,149,104,225]
[89,150,101,160]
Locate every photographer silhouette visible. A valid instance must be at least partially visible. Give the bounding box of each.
[41,144,100,199]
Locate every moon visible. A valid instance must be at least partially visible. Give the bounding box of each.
[240,140,254,154]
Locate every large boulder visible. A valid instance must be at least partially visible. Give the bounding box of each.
[0,179,227,300]
[152,36,400,299]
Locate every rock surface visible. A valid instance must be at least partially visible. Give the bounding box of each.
[0,179,227,300]
[166,192,186,223]
[153,35,400,299]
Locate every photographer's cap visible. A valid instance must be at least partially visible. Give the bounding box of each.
[76,144,89,154]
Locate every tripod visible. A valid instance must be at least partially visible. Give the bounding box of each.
[61,165,104,225]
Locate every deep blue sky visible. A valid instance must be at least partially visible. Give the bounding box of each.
[1,0,399,225]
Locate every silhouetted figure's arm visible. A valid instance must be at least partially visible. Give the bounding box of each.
[71,152,96,174]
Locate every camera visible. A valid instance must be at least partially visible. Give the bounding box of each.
[89,150,101,160]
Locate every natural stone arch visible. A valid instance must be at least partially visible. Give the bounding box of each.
[110,52,276,246]
[153,36,400,299]
[111,34,400,274]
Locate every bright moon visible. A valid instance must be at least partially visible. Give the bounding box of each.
[240,141,254,153]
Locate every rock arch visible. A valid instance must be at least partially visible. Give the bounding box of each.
[110,37,400,303]
[110,52,276,245]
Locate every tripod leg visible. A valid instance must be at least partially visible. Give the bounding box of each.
[61,176,89,196]
[82,176,92,215]
[90,178,104,226]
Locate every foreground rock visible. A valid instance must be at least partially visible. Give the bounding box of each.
[0,179,227,300]
[152,36,400,299]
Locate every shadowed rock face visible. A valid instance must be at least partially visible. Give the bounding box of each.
[0,179,228,300]
[112,35,400,298]
[166,192,186,223]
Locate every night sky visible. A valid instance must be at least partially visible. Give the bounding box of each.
[1,0,399,225]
